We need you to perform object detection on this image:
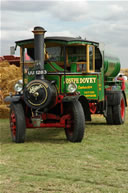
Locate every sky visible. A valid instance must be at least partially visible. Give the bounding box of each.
[0,0,128,68]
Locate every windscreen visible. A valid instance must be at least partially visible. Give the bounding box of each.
[46,46,64,62]
[68,46,86,63]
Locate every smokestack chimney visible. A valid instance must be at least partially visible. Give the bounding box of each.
[32,26,46,79]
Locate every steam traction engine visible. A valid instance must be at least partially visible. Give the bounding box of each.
[5,26,127,143]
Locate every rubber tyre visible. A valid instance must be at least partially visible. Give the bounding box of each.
[10,102,26,143]
[113,94,125,125]
[106,106,113,125]
[64,100,85,142]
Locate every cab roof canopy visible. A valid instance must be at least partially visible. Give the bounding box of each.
[15,36,99,48]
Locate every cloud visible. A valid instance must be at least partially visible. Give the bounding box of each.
[50,1,89,21]
[1,0,89,21]
[1,0,128,68]
[1,1,55,12]
[110,4,124,13]
[47,30,74,37]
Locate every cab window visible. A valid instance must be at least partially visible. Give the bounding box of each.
[24,48,34,62]
[68,46,86,63]
[88,45,95,72]
[46,46,64,62]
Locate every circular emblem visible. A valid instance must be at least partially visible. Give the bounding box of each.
[24,80,48,108]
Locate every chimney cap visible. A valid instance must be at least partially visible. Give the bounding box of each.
[33,26,46,33]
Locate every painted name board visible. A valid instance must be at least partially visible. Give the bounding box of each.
[66,77,96,84]
[62,75,98,99]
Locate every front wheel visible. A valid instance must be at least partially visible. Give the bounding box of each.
[64,100,85,142]
[10,102,26,143]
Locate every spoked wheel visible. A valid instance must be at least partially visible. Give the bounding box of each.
[113,94,125,125]
[64,100,85,142]
[10,111,17,139]
[10,102,26,143]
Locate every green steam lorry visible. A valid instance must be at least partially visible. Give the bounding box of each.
[5,26,127,143]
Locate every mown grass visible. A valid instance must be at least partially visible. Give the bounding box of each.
[0,109,128,193]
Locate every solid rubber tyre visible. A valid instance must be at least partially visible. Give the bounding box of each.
[113,94,125,125]
[64,100,85,142]
[10,102,26,143]
[106,105,113,125]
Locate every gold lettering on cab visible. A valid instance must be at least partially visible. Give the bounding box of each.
[29,84,43,94]
[66,77,96,84]
[66,78,79,84]
[80,78,96,83]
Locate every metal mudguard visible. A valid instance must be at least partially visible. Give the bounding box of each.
[78,95,91,121]
[106,90,121,106]
[4,95,21,103]
[62,95,79,102]
[63,95,91,121]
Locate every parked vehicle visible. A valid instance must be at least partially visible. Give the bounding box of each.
[0,55,20,66]
[5,26,127,143]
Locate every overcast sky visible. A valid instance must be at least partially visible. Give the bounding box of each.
[1,0,128,68]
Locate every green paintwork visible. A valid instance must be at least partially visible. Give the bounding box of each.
[45,73,101,100]
[23,61,64,86]
[45,75,60,92]
[104,55,120,79]
[45,62,64,72]
[16,36,122,102]
[15,38,99,48]
[23,59,104,100]
[61,74,98,99]
[70,62,78,72]
[24,66,35,85]
[98,68,104,101]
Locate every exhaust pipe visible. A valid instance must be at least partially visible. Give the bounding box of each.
[32,26,46,79]
[24,26,57,110]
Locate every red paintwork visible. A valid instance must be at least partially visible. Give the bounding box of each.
[0,55,20,66]
[41,113,60,120]
[56,95,64,114]
[117,77,125,91]
[26,114,71,128]
[89,103,97,114]
[25,94,71,129]
[105,86,112,91]
[120,98,125,119]
[10,112,16,137]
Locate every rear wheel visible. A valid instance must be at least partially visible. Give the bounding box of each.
[113,94,125,125]
[106,106,113,125]
[10,102,26,143]
[64,100,85,142]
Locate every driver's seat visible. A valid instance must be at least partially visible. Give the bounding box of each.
[70,62,86,72]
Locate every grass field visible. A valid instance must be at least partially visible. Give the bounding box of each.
[0,109,128,193]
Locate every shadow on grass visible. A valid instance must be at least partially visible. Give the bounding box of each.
[1,120,107,144]
[87,122,107,126]
[25,127,68,144]
[0,119,68,144]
